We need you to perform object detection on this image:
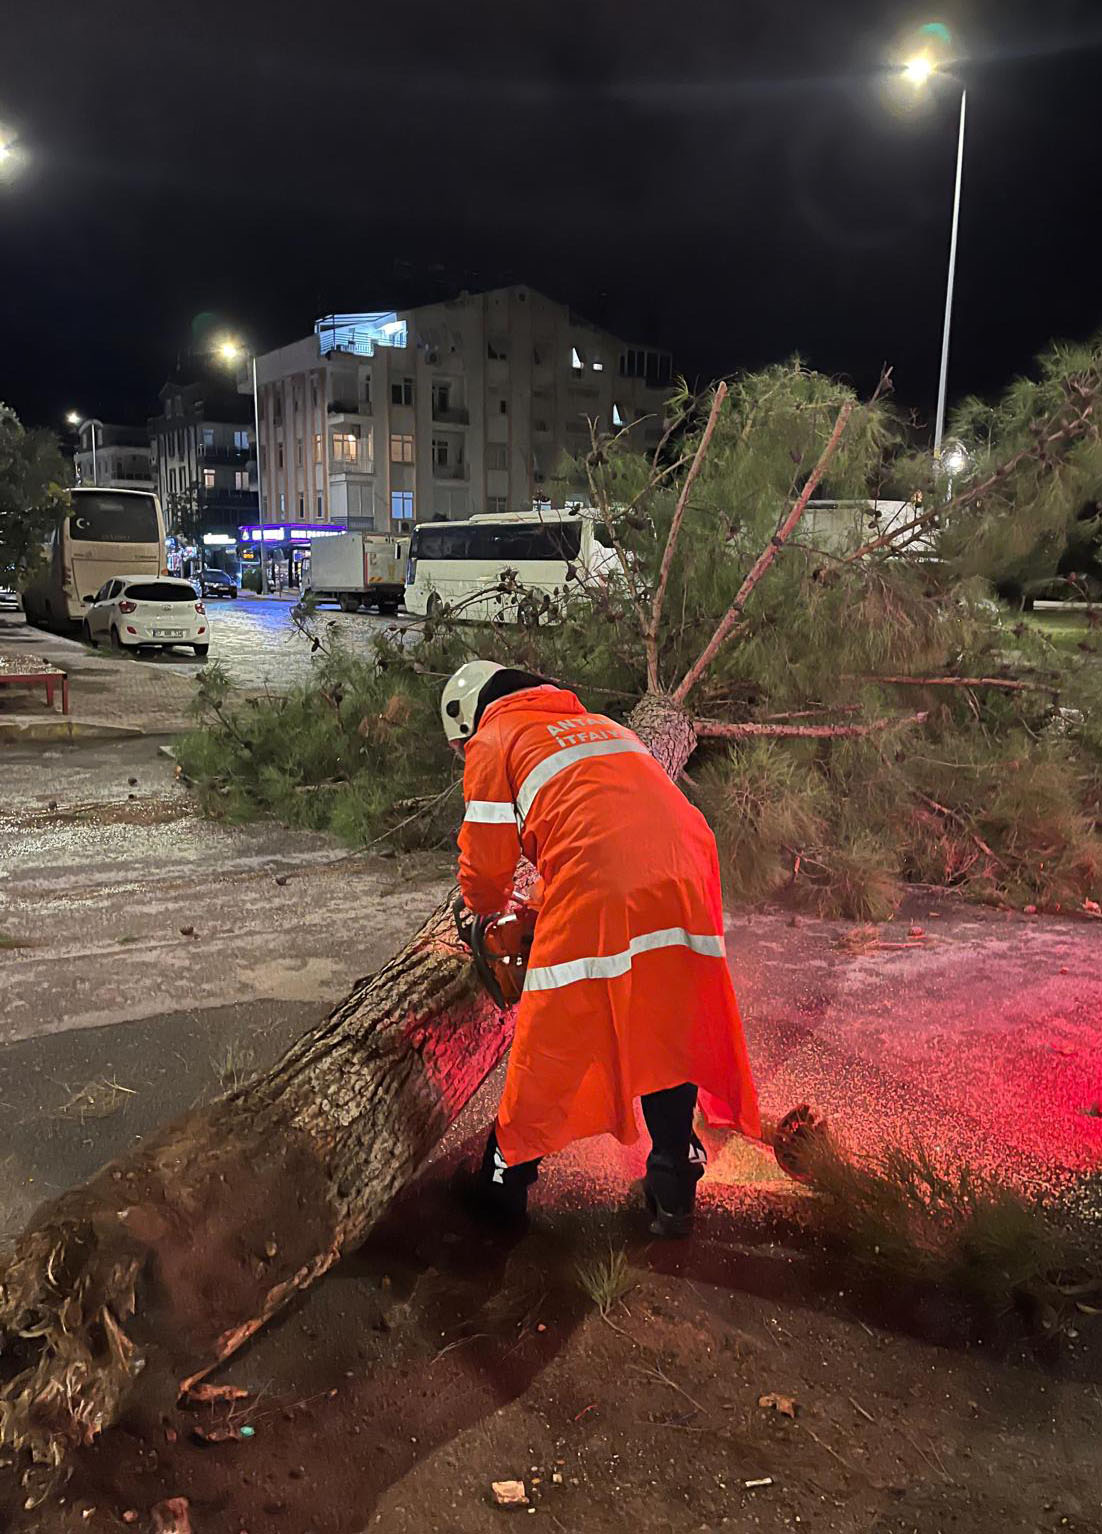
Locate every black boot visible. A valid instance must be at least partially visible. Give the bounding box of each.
[452,1128,540,1232]
[641,1083,706,1239]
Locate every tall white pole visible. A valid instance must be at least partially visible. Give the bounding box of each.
[933,88,967,457]
[90,421,99,485]
[250,355,268,596]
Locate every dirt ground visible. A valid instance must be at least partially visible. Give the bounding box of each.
[45,1152,1102,1534]
[6,883,1101,1534]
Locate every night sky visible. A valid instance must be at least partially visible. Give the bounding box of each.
[2,1,1100,432]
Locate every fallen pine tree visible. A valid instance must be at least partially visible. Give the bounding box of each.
[3,349,1102,1505]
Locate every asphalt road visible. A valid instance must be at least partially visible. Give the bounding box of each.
[119,593,412,690]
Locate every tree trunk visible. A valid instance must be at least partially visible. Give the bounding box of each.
[0,692,699,1490]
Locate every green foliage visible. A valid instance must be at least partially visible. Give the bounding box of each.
[240,566,262,593]
[806,1137,1102,1332]
[574,1244,635,1317]
[0,405,71,586]
[179,345,1102,914]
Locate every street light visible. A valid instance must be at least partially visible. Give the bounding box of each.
[66,412,101,486]
[900,38,967,460]
[213,335,267,595]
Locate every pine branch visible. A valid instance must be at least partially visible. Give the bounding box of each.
[846,673,1059,694]
[845,392,1098,563]
[646,382,728,692]
[694,711,928,740]
[672,398,855,706]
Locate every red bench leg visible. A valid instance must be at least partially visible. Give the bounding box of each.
[62,676,70,715]
[45,678,55,709]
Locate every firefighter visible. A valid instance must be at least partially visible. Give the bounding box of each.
[444,660,760,1236]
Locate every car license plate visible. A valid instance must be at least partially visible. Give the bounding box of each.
[153,628,184,638]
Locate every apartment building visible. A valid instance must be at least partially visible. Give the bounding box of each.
[73,423,154,492]
[249,286,674,540]
[148,376,258,570]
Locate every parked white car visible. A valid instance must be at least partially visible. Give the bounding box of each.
[82,575,210,656]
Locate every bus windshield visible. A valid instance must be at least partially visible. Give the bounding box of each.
[69,492,160,543]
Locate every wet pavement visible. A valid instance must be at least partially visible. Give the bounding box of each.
[119,594,410,690]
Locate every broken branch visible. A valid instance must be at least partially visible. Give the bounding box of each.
[694,711,928,740]
[672,398,856,706]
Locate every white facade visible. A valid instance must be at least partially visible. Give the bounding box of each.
[249,287,674,534]
[74,423,154,492]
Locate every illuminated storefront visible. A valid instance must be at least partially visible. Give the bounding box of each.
[237,522,347,588]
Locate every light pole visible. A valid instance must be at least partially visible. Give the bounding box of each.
[215,339,267,595]
[66,412,102,485]
[902,50,967,459]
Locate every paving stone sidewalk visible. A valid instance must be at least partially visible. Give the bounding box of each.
[0,614,197,736]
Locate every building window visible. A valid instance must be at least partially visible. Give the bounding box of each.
[391,490,413,521]
[432,381,450,414]
[487,496,507,515]
[486,443,508,471]
[390,433,414,463]
[202,427,215,448]
[391,378,414,407]
[533,417,550,433]
[612,403,625,427]
[313,433,322,463]
[432,437,450,468]
[277,442,284,470]
[332,432,359,464]
[592,358,604,372]
[298,494,305,516]
[317,494,323,517]
[571,346,585,376]
[296,438,303,466]
[499,398,508,415]
[233,429,249,450]
[202,469,216,490]
[487,338,508,361]
[169,468,177,494]
[279,492,286,513]
[234,470,249,490]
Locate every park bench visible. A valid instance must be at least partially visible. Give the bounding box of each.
[0,653,70,714]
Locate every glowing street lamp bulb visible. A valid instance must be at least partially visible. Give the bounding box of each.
[0,141,11,163]
[903,53,935,86]
[216,338,244,365]
[66,411,82,427]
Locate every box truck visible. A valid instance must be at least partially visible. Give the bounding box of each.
[305,532,408,613]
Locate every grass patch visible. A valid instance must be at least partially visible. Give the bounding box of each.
[1025,610,1099,656]
[0,932,37,951]
[575,1245,636,1318]
[802,1132,1102,1334]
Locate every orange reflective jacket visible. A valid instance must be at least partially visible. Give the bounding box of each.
[458,685,761,1166]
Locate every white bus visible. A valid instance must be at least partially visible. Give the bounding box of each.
[404,509,619,621]
[21,487,168,630]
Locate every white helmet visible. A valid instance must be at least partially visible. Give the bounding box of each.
[441,659,503,744]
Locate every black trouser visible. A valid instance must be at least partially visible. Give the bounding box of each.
[477,1082,706,1217]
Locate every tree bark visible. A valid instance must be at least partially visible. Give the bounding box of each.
[0,693,700,1491]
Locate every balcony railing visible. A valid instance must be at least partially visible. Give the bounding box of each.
[329,458,374,477]
[197,488,258,507]
[433,461,469,481]
[199,445,250,465]
[328,400,371,415]
[431,404,469,425]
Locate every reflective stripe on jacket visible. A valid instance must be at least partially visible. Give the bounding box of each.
[458,684,760,1165]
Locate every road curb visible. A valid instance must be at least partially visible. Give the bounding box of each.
[0,716,147,742]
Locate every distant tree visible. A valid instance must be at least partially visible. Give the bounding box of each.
[164,479,203,549]
[0,405,70,586]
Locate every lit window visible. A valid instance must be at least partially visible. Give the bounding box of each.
[233,429,249,449]
[592,358,604,372]
[202,427,215,448]
[390,433,414,463]
[234,470,249,490]
[391,378,414,407]
[279,492,286,513]
[612,403,625,427]
[571,346,584,374]
[313,433,322,463]
[332,432,359,464]
[203,469,216,489]
[391,490,413,521]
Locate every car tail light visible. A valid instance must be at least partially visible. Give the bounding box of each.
[126,625,137,635]
[119,600,137,614]
[198,626,207,635]
[195,601,206,614]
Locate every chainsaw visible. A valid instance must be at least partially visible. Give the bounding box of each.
[453,897,538,1009]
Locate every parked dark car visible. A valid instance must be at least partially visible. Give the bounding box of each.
[195,568,238,599]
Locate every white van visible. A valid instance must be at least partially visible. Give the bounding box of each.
[404,509,620,621]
